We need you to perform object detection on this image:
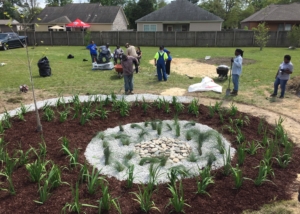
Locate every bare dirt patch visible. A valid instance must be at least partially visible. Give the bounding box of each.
[198,57,256,66]
[0,89,57,113]
[149,58,218,78]
[160,87,187,96]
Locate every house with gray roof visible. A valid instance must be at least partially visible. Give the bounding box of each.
[0,20,20,32]
[33,3,128,31]
[135,0,223,32]
[241,3,300,31]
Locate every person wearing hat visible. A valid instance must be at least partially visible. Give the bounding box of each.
[270,55,293,99]
[154,46,168,81]
[230,49,244,96]
[98,43,111,63]
[121,54,139,95]
[125,43,138,58]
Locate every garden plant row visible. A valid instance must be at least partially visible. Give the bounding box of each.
[0,94,299,214]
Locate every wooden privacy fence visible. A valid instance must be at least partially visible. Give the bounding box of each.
[18,31,290,47]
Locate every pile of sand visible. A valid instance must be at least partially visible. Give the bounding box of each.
[149,58,218,78]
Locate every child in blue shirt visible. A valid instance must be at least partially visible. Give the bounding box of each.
[86,41,97,62]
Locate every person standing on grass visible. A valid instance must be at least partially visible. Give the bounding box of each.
[270,55,293,99]
[121,55,139,95]
[113,45,123,64]
[162,46,172,76]
[154,46,168,81]
[136,46,142,63]
[86,40,97,62]
[125,43,138,58]
[230,49,244,96]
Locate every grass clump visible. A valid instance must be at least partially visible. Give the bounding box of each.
[114,161,125,172]
[131,185,160,213]
[196,166,214,196]
[187,98,199,116]
[124,151,135,161]
[85,167,105,195]
[167,181,191,213]
[104,146,111,165]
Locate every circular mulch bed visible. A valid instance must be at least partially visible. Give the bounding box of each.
[0,95,300,214]
[85,120,235,184]
[198,57,256,66]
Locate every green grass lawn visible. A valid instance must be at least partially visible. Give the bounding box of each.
[0,46,299,105]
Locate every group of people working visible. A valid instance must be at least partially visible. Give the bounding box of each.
[87,42,292,98]
[231,48,293,98]
[87,41,173,95]
[86,41,142,65]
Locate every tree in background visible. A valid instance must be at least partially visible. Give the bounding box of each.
[45,0,72,7]
[156,0,167,8]
[288,25,300,48]
[200,0,226,20]
[0,0,41,22]
[253,22,270,51]
[0,0,23,20]
[89,0,127,6]
[124,0,156,29]
[188,0,199,4]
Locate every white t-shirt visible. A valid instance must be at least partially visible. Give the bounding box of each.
[278,61,293,80]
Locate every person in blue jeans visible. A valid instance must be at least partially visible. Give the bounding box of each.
[86,40,97,62]
[162,46,172,76]
[121,55,139,95]
[154,46,168,81]
[270,55,293,99]
[230,49,244,96]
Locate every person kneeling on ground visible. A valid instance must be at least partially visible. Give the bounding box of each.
[270,55,293,99]
[230,49,244,96]
[98,43,111,63]
[154,46,168,81]
[86,40,97,62]
[121,55,139,95]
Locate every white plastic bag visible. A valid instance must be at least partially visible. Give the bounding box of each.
[188,77,222,93]
[92,62,114,70]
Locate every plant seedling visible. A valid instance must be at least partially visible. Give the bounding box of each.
[196,166,214,196]
[131,185,160,213]
[167,181,191,213]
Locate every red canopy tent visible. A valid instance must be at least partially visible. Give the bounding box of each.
[66,19,90,28]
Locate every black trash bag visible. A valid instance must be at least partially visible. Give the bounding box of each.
[37,56,51,77]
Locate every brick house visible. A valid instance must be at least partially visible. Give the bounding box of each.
[241,3,300,31]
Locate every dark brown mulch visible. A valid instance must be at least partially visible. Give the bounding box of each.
[198,57,256,66]
[1,102,300,214]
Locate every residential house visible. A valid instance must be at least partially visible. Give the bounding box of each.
[135,0,223,32]
[0,20,20,32]
[32,3,128,31]
[241,3,300,31]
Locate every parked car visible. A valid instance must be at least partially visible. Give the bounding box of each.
[0,32,27,50]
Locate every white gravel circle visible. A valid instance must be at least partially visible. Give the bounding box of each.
[84,120,236,184]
